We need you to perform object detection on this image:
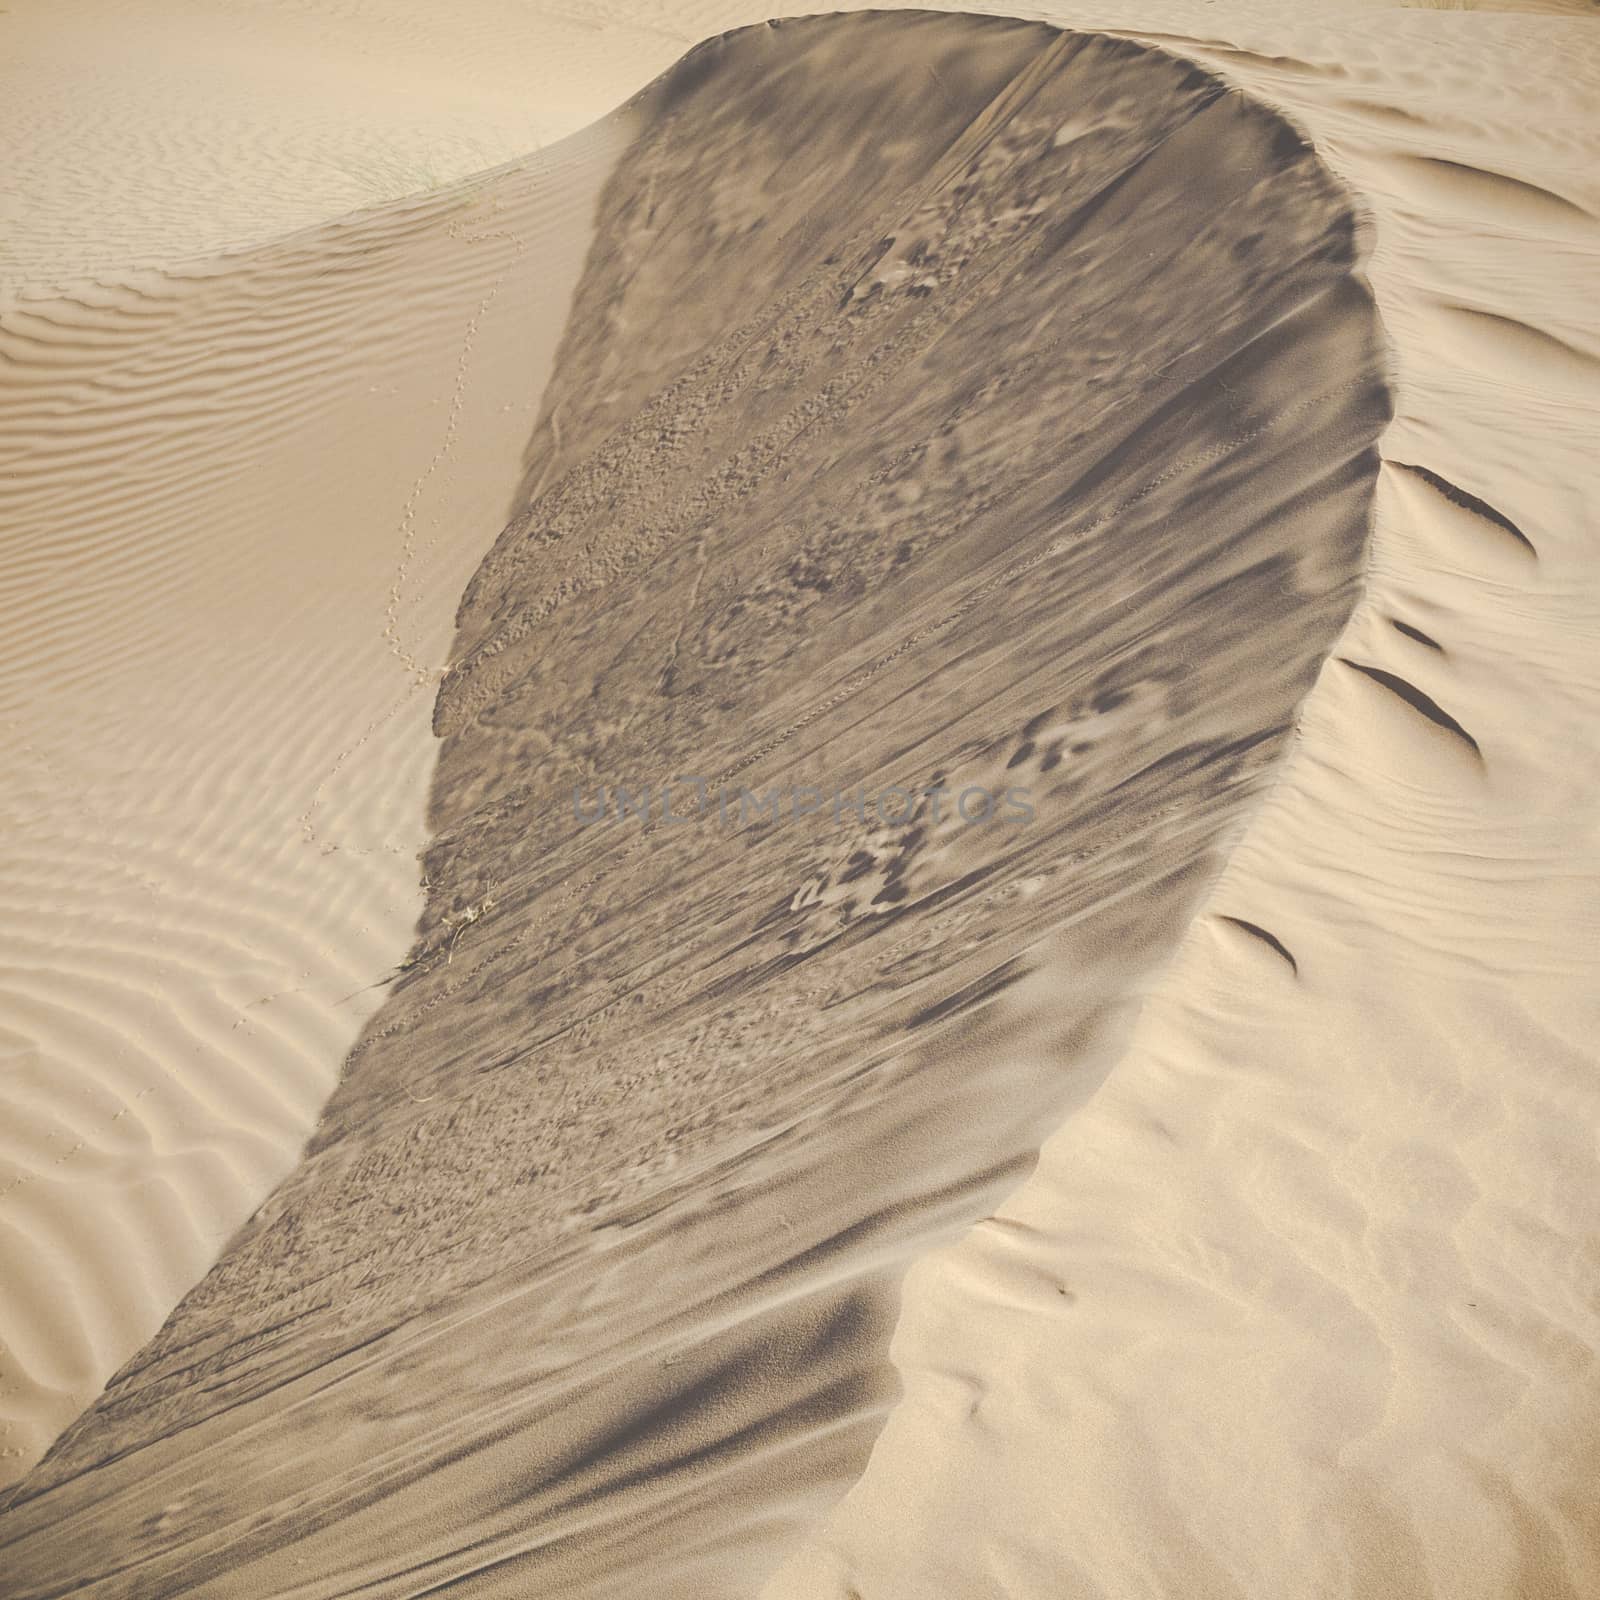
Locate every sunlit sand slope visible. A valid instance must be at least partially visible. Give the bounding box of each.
[0,117,620,1479]
[763,9,1600,1600]
[0,15,1388,1596]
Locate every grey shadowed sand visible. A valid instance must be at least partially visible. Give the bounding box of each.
[0,13,1389,1597]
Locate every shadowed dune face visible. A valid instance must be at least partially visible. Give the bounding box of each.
[2,14,1389,1597]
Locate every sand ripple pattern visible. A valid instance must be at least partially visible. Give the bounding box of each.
[0,0,669,293]
[1,16,1390,1595]
[0,123,618,1480]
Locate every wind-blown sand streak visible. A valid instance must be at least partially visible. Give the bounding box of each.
[1,15,1393,1595]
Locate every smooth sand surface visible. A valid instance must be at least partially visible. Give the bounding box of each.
[764,10,1600,1597]
[759,9,1600,1597]
[2,1,1597,1596]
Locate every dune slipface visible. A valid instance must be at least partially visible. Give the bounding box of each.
[0,14,1389,1596]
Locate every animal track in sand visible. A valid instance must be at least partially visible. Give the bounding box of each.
[298,207,537,862]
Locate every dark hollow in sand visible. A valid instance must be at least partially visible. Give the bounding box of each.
[2,14,1390,1597]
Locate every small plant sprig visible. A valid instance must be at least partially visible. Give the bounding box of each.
[440,890,497,964]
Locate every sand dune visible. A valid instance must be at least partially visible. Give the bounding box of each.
[1,1,1596,1596]
[6,10,1393,1592]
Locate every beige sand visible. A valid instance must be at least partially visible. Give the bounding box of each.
[0,0,685,293]
[4,19,1397,1593]
[758,7,1600,1597]
[0,116,626,1475]
[1,1,1596,1596]
[3,0,1589,298]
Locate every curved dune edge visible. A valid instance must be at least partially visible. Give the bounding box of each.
[0,12,1397,1593]
[760,9,1600,1599]
[0,109,631,1480]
